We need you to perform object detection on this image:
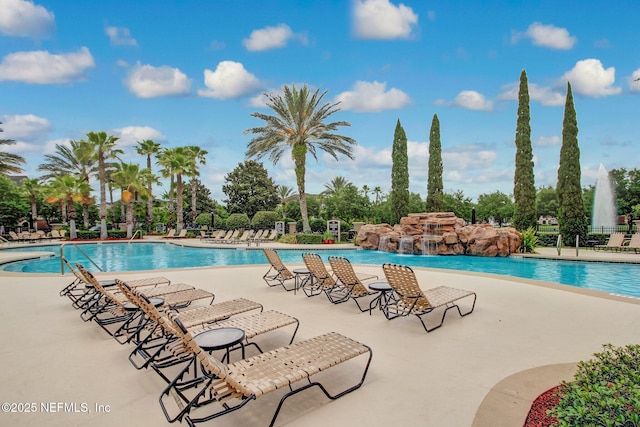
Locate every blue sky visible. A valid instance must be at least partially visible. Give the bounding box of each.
[1,0,639,203]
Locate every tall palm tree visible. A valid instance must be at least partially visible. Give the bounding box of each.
[45,175,92,239]
[373,186,382,205]
[245,84,356,233]
[157,149,176,229]
[21,178,41,230]
[277,185,294,219]
[362,185,370,200]
[86,131,122,239]
[111,162,154,238]
[37,139,97,228]
[0,122,26,174]
[185,146,208,226]
[135,139,162,230]
[323,176,350,196]
[158,147,190,232]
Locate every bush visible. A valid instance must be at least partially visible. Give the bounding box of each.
[278,234,298,244]
[108,230,127,239]
[76,230,99,239]
[549,344,640,426]
[309,218,326,233]
[520,227,539,253]
[226,213,250,230]
[297,234,323,244]
[252,211,279,229]
[195,213,212,226]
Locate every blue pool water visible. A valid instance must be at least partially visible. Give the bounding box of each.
[2,243,639,297]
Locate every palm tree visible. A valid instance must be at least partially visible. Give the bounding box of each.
[323,176,350,196]
[111,162,154,238]
[362,185,370,200]
[245,84,356,233]
[277,185,294,219]
[37,139,97,228]
[86,131,122,239]
[0,122,26,174]
[21,178,41,230]
[135,139,162,231]
[373,186,382,205]
[45,175,92,239]
[185,146,208,226]
[157,147,190,232]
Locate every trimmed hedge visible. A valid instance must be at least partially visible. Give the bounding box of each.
[252,211,279,229]
[226,213,251,230]
[296,234,323,244]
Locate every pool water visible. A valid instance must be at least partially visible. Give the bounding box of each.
[2,243,639,298]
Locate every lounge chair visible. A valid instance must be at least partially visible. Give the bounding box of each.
[159,316,372,426]
[261,229,278,242]
[301,252,338,297]
[382,263,477,332]
[163,229,176,239]
[232,229,252,244]
[174,229,188,239]
[595,232,625,251]
[50,229,62,239]
[119,281,298,376]
[623,233,640,253]
[221,229,240,243]
[326,256,377,311]
[262,249,296,291]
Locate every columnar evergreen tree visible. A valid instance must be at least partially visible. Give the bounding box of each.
[426,114,443,212]
[389,119,410,224]
[513,69,537,230]
[556,82,588,246]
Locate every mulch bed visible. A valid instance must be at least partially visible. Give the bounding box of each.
[523,385,562,427]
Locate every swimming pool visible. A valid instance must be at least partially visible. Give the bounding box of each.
[2,242,639,298]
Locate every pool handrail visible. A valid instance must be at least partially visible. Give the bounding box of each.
[128,229,142,244]
[60,243,103,275]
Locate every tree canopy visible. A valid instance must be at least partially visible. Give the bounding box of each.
[222,160,279,219]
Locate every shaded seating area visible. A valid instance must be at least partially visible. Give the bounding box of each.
[595,232,626,251]
[382,263,477,332]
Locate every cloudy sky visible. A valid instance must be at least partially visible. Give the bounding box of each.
[1,0,638,202]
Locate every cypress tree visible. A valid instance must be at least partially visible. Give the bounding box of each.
[426,114,444,212]
[556,82,588,246]
[513,69,537,230]
[390,119,410,224]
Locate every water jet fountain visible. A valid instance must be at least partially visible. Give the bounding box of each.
[592,164,617,233]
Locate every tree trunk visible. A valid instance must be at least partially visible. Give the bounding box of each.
[126,201,134,238]
[99,153,108,239]
[293,144,310,233]
[176,174,184,232]
[191,178,197,226]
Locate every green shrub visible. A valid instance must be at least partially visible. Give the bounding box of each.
[252,211,279,229]
[549,344,640,426]
[226,213,250,230]
[520,227,539,253]
[537,233,559,247]
[108,230,127,239]
[76,230,99,239]
[297,234,323,244]
[278,234,298,244]
[309,218,326,233]
[195,213,212,226]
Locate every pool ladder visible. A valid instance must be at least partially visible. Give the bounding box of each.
[60,243,103,275]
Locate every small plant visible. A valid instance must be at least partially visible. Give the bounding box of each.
[278,234,297,244]
[520,227,539,253]
[548,344,640,426]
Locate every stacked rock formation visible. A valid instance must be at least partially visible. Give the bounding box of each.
[356,212,522,257]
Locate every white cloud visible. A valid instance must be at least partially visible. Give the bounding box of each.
[334,81,411,112]
[561,58,621,97]
[352,0,418,40]
[629,68,640,92]
[242,23,306,51]
[0,114,50,138]
[0,0,55,38]
[512,22,576,50]
[0,47,95,84]
[105,26,137,46]
[197,61,262,100]
[443,144,497,171]
[534,135,561,147]
[427,10,436,21]
[114,126,166,148]
[125,62,191,98]
[448,90,493,111]
[497,81,564,106]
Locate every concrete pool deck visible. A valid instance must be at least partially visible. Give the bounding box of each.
[0,240,639,426]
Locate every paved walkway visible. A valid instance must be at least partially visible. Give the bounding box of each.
[0,240,639,426]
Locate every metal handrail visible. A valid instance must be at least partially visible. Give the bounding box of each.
[128,229,142,244]
[60,242,103,275]
[556,234,562,256]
